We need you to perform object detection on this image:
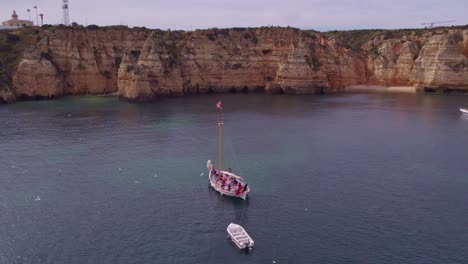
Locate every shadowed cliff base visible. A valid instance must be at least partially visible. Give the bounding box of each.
[1,25,467,103]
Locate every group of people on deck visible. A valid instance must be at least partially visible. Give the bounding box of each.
[210,165,247,195]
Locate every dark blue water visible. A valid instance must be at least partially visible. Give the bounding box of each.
[1,93,467,264]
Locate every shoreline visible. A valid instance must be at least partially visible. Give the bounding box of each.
[4,86,468,106]
[344,85,417,93]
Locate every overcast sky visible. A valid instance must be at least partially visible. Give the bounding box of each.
[1,0,467,31]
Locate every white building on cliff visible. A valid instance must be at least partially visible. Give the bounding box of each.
[1,10,33,29]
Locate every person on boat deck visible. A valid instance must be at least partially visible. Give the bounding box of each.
[210,165,220,181]
[242,183,248,193]
[228,168,233,173]
[218,173,226,184]
[221,178,226,188]
[236,182,243,195]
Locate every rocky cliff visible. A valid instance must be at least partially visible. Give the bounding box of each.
[1,25,467,103]
[118,28,367,101]
[1,27,149,102]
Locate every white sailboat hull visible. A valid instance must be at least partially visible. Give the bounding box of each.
[207,160,250,200]
[460,108,468,115]
[227,223,254,250]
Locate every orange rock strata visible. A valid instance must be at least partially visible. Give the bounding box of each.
[1,26,466,103]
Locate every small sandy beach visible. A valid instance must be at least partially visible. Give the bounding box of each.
[344,85,416,93]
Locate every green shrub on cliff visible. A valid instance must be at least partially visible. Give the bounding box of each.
[324,29,385,51]
[449,31,463,44]
[304,55,321,71]
[76,63,86,70]
[101,71,112,79]
[4,33,20,42]
[0,31,33,90]
[323,26,468,52]
[86,24,100,30]
[161,44,179,75]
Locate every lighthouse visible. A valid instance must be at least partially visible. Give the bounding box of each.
[1,10,34,28]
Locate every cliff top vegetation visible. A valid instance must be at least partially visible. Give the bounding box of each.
[322,24,467,51]
[0,30,34,91]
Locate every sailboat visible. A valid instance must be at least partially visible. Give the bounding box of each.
[460,108,468,115]
[207,100,250,200]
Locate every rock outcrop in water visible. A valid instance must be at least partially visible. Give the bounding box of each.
[1,25,467,103]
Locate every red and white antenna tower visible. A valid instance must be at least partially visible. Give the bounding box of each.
[62,0,70,26]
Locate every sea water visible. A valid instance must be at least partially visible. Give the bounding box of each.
[1,93,467,264]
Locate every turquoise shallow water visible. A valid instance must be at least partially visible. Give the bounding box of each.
[1,93,468,264]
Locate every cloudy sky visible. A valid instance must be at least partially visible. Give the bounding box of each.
[1,0,467,31]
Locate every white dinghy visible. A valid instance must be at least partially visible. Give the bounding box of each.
[460,108,468,115]
[227,223,254,251]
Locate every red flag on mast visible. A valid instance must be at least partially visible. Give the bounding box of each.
[216,101,222,109]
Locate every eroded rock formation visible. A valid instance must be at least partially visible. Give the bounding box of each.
[412,31,468,92]
[118,28,367,100]
[1,26,466,103]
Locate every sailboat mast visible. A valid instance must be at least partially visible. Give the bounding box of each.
[217,100,223,171]
[219,121,223,171]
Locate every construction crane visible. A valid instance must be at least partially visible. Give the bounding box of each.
[421,20,456,28]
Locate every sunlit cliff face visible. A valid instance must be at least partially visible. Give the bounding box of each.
[2,26,467,103]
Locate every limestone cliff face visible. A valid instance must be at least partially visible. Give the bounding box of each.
[12,48,62,99]
[10,28,149,100]
[360,29,467,90]
[412,30,468,92]
[1,26,467,103]
[118,28,367,100]
[364,39,420,86]
[118,32,185,101]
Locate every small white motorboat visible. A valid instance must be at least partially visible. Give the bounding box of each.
[207,160,250,200]
[460,108,468,115]
[227,223,254,251]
